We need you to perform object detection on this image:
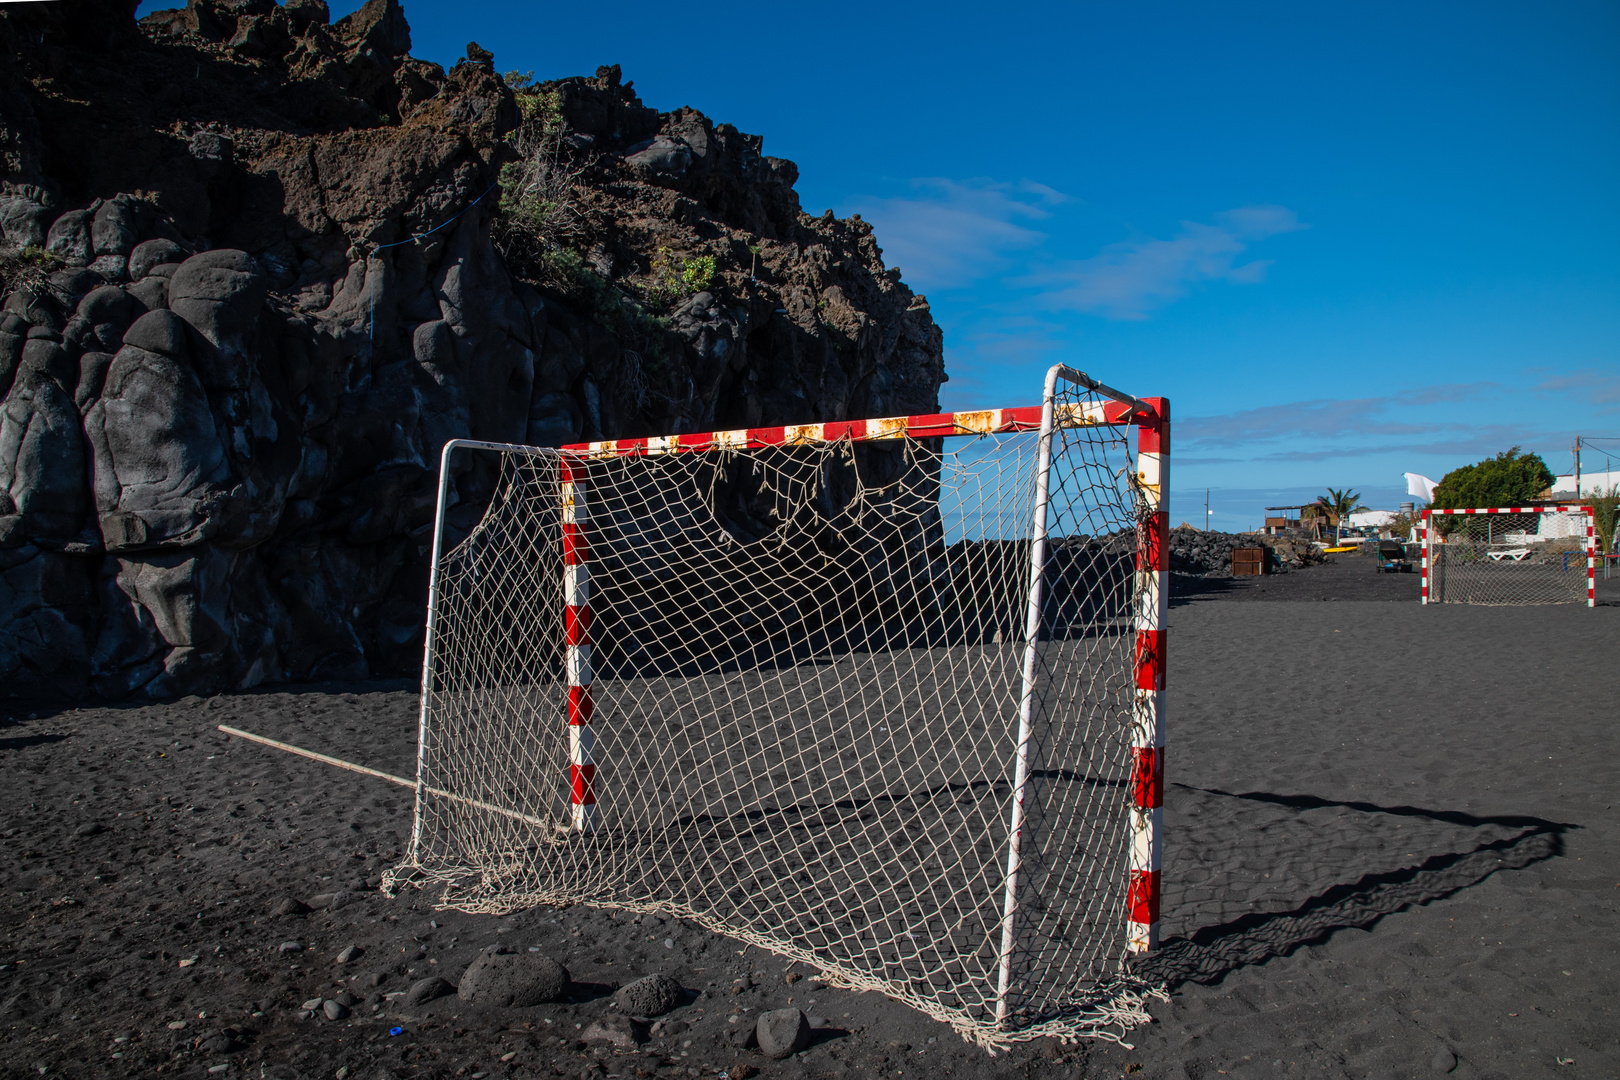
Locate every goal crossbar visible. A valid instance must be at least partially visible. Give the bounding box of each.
[568,403,1148,460]
[396,364,1170,1048]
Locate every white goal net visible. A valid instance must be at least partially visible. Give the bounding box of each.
[390,366,1171,1047]
[1423,507,1595,607]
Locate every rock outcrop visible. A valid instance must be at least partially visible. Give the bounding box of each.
[1167,527,1327,577]
[0,0,945,698]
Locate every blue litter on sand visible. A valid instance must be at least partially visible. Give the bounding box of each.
[389,1026,403,1036]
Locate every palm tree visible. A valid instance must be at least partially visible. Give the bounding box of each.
[1316,487,1365,544]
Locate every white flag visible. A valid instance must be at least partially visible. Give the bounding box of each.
[1404,472,1437,502]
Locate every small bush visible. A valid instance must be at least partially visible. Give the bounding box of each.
[681,254,715,293]
[492,82,583,282]
[647,246,679,300]
[1387,508,1423,540]
[0,244,63,297]
[1589,485,1619,557]
[644,247,715,307]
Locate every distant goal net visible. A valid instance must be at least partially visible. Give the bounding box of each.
[392,365,1171,1047]
[1422,507,1595,607]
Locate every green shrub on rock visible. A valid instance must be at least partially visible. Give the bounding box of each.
[0,245,64,297]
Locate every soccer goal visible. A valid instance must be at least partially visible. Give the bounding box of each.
[394,365,1170,1047]
[1421,507,1595,607]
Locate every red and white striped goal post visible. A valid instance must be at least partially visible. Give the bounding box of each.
[413,440,603,836]
[560,364,1171,983]
[1420,505,1596,607]
[560,457,596,830]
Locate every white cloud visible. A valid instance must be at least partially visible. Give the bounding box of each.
[1534,368,1620,410]
[1029,205,1305,320]
[1214,205,1303,239]
[1180,384,1501,449]
[849,179,1069,292]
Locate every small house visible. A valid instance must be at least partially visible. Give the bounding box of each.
[1263,505,1335,540]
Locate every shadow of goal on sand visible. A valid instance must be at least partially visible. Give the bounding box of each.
[1136,786,1573,988]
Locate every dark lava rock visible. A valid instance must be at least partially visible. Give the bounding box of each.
[405,976,456,1006]
[198,1028,243,1054]
[271,897,310,917]
[613,972,682,1017]
[756,1007,810,1059]
[0,0,946,703]
[1165,526,1328,578]
[456,950,568,1007]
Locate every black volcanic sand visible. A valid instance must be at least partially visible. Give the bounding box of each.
[3,562,1617,1079]
[1175,551,1620,605]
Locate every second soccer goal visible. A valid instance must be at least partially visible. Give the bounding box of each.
[1422,506,1595,607]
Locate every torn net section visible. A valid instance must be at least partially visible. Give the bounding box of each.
[1430,511,1591,605]
[393,386,1160,1047]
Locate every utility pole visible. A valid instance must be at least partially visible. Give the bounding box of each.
[1574,436,1581,498]
[1205,488,1210,531]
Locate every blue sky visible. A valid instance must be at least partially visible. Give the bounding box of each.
[150,0,1620,528]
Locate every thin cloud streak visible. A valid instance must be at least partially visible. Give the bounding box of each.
[1252,427,1560,462]
[1534,368,1620,410]
[850,180,1305,322]
[1180,383,1500,448]
[1024,205,1306,320]
[849,179,1069,292]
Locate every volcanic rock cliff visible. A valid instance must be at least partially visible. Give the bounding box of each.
[0,0,946,698]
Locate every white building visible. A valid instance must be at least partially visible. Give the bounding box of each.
[1550,468,1620,497]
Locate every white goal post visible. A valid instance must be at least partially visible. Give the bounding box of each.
[392,365,1171,1047]
[1421,506,1595,607]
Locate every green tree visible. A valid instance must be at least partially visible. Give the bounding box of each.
[1314,487,1364,543]
[1431,447,1555,510]
[1588,484,1619,559]
[1387,504,1426,541]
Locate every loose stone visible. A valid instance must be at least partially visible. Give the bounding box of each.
[405,976,456,1006]
[614,973,682,1017]
[756,1008,810,1059]
[457,950,568,1007]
